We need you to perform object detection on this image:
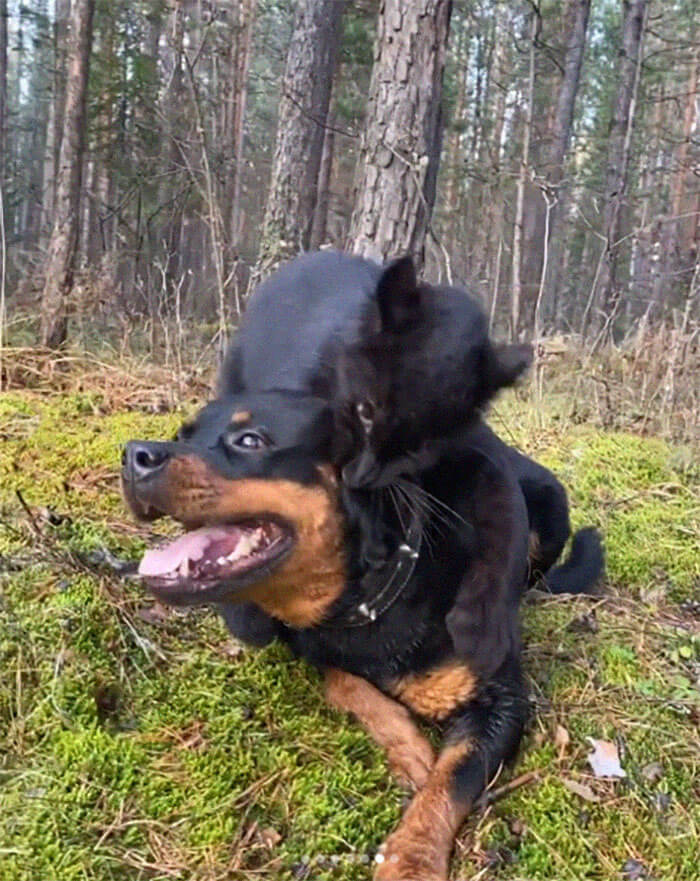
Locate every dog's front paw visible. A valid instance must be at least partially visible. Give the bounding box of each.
[387,731,434,791]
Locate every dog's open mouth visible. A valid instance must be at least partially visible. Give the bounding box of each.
[138,519,294,603]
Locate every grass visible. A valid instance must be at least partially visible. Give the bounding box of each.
[0,364,698,881]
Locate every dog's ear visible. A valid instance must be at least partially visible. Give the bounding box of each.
[376,256,420,332]
[487,343,533,391]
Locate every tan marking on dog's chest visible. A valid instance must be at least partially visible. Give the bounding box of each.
[391,661,478,721]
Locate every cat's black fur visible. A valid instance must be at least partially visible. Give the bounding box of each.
[332,256,603,673]
[332,256,533,489]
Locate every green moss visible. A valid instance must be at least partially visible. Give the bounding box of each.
[1,387,699,880]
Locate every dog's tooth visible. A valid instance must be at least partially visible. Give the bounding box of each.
[179,558,189,576]
[231,534,256,560]
[216,556,227,565]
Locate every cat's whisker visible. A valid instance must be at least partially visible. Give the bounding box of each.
[397,477,469,528]
[395,480,453,530]
[387,484,408,537]
[392,481,441,553]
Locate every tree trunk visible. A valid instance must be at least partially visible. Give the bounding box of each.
[23,1,50,249]
[669,49,699,255]
[226,0,257,255]
[550,1,590,174]
[480,12,510,315]
[540,0,591,327]
[40,0,95,348]
[443,22,469,260]
[0,0,7,182]
[41,0,71,244]
[254,0,344,278]
[347,0,452,268]
[309,113,336,250]
[511,9,537,339]
[647,51,699,320]
[162,0,186,301]
[586,0,648,340]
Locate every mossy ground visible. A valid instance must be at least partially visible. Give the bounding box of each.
[0,372,698,881]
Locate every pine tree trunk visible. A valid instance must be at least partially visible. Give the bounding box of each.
[163,0,185,300]
[0,0,7,182]
[347,0,452,267]
[40,0,71,244]
[648,51,698,320]
[254,0,344,278]
[227,0,257,254]
[24,1,50,249]
[40,0,95,348]
[444,24,469,261]
[540,0,591,327]
[309,113,336,250]
[480,13,510,311]
[670,49,698,255]
[511,9,537,338]
[586,0,648,340]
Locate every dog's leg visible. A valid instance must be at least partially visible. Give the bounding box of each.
[324,669,435,791]
[374,657,528,881]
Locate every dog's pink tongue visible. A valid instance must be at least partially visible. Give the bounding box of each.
[138,527,229,577]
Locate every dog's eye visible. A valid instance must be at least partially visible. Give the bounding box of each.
[236,431,266,450]
[356,400,375,431]
[222,430,269,452]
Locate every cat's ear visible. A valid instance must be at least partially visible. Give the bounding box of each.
[488,343,533,390]
[376,256,420,331]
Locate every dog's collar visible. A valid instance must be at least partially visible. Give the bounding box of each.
[320,508,423,629]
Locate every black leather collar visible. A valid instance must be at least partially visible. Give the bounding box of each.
[320,507,423,629]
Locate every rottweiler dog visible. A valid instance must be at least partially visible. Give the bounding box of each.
[122,252,603,880]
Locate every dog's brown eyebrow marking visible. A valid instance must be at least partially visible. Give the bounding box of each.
[231,410,251,425]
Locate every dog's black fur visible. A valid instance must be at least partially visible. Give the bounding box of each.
[122,251,604,878]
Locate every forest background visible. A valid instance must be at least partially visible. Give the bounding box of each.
[1,0,698,367]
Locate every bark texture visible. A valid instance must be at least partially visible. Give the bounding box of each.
[225,0,257,253]
[40,0,71,243]
[309,114,336,250]
[511,9,537,338]
[0,0,7,181]
[587,0,648,338]
[40,0,95,348]
[347,0,452,267]
[255,0,344,277]
[536,0,591,325]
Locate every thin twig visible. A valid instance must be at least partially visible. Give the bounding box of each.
[475,769,541,809]
[15,490,43,536]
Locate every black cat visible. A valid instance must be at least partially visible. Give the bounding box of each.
[332,256,602,673]
[332,255,532,487]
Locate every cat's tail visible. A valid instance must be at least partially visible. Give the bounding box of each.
[540,527,605,594]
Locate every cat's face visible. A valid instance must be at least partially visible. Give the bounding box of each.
[333,345,397,487]
[333,257,532,489]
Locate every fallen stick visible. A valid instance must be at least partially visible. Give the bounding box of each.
[476,770,541,809]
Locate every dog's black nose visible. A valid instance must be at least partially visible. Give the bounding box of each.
[122,441,171,481]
